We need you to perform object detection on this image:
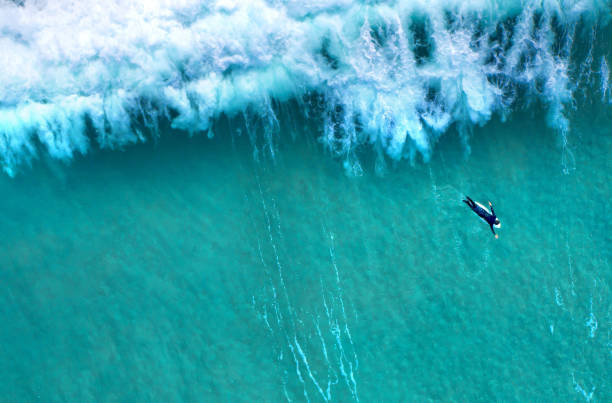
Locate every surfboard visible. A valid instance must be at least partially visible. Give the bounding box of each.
[475,201,501,228]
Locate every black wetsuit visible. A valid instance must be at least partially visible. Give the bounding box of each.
[463,196,498,236]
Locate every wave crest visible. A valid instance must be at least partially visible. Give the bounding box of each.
[0,0,609,175]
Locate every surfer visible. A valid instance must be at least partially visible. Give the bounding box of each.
[463,196,500,238]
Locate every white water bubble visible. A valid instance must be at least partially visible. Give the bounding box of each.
[0,0,607,174]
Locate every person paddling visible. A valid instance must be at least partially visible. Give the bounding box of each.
[463,196,501,238]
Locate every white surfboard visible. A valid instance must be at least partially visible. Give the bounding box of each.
[475,201,501,228]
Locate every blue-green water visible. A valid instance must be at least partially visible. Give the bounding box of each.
[1,1,612,400]
[0,103,610,401]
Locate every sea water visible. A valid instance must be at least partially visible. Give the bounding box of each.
[0,0,610,401]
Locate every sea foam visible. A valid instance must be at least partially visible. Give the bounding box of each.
[0,0,609,175]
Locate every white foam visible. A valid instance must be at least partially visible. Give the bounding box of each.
[585,297,598,338]
[0,0,607,174]
[601,56,610,102]
[572,373,596,402]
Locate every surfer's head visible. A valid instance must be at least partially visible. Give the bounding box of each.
[494,219,500,225]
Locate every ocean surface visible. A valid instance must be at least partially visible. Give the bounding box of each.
[1,0,611,401]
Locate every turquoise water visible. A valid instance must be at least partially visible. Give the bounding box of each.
[1,1,612,401]
[0,102,610,401]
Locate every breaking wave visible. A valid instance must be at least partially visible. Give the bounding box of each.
[0,0,610,175]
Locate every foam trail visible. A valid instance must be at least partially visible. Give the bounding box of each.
[282,372,292,403]
[288,343,311,403]
[601,57,610,102]
[555,288,564,307]
[572,373,596,402]
[585,297,598,338]
[576,27,596,99]
[0,0,608,175]
[315,316,339,399]
[325,231,359,401]
[254,178,353,400]
[293,336,330,402]
[566,241,577,297]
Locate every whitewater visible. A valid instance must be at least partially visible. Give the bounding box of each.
[0,0,609,175]
[1,1,611,401]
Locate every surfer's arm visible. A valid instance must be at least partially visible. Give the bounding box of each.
[489,201,495,215]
